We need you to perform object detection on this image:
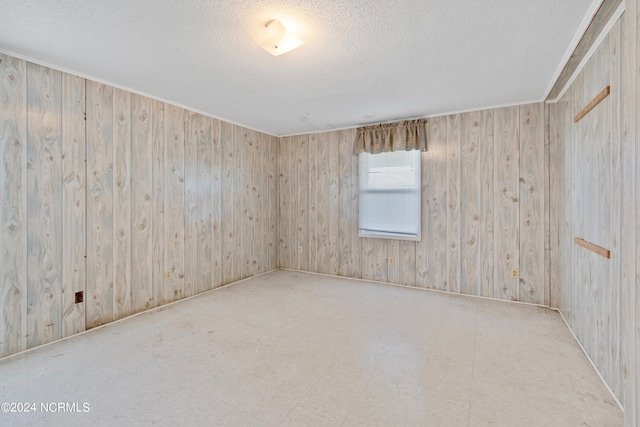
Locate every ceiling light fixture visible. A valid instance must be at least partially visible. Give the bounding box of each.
[256,20,305,56]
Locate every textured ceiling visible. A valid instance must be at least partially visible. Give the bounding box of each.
[0,0,598,136]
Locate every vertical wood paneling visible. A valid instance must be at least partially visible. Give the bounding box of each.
[549,101,563,309]
[564,86,574,327]
[131,94,153,312]
[480,109,495,298]
[426,116,448,291]
[221,122,238,281]
[570,77,581,334]
[277,136,291,269]
[183,112,198,297]
[252,132,265,275]
[350,131,361,279]
[261,132,269,274]
[113,88,132,320]
[365,238,388,282]
[416,144,429,288]
[327,132,339,275]
[0,53,279,359]
[636,4,640,414]
[296,135,309,271]
[447,114,461,294]
[399,240,416,286]
[26,63,63,347]
[211,119,222,288]
[277,108,544,300]
[621,4,637,422]
[196,113,213,292]
[278,109,548,308]
[544,103,551,307]
[573,71,588,349]
[550,15,626,408]
[151,100,165,307]
[460,111,482,296]
[86,81,113,329]
[566,84,576,327]
[622,0,640,426]
[387,240,400,284]
[164,105,185,301]
[325,131,339,276]
[61,74,85,336]
[519,103,545,304]
[308,134,318,272]
[584,48,598,363]
[596,34,612,388]
[0,54,27,357]
[290,135,300,270]
[240,128,253,279]
[338,132,350,277]
[577,61,592,347]
[361,237,375,281]
[268,135,278,271]
[493,106,519,301]
[564,84,573,329]
[609,18,622,399]
[232,125,243,280]
[547,7,637,416]
[316,133,331,274]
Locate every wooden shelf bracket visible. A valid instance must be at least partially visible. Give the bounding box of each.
[574,86,610,122]
[574,237,611,259]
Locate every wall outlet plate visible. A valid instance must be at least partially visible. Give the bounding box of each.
[165,270,172,280]
[388,257,395,266]
[511,268,518,279]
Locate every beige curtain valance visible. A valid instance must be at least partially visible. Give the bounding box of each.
[354,118,428,155]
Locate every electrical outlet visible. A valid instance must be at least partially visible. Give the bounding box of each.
[511,268,518,279]
[165,270,172,280]
[298,246,303,254]
[388,257,395,266]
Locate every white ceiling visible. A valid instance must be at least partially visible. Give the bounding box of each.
[0,0,598,136]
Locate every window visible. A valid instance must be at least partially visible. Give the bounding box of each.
[358,149,421,240]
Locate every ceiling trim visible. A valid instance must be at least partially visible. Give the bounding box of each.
[0,47,280,138]
[280,98,546,138]
[543,0,604,101]
[545,0,624,102]
[546,1,625,103]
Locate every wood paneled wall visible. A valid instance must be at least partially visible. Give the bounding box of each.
[0,53,277,358]
[3,10,640,422]
[621,4,640,426]
[549,10,640,424]
[278,103,547,305]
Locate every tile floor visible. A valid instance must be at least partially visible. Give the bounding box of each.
[0,270,623,426]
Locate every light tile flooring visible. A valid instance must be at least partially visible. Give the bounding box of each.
[0,270,623,426]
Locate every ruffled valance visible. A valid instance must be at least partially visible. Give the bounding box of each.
[354,118,427,155]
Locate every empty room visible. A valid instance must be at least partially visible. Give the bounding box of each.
[0,0,639,426]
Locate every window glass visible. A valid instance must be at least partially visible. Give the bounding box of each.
[358,150,421,240]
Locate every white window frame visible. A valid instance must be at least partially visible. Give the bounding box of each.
[358,149,422,241]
